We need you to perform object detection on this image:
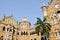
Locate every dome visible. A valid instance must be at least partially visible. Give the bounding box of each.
[21,17,29,22]
[19,17,31,29]
[19,17,31,25]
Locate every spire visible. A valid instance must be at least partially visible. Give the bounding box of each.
[41,3,47,9]
[42,3,47,17]
[3,13,6,18]
[42,3,47,11]
[11,13,13,17]
[42,3,46,7]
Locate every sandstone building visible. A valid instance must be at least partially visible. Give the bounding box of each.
[0,16,40,40]
[42,0,60,40]
[0,0,60,40]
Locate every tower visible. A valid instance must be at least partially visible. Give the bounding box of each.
[42,3,47,18]
[42,0,60,40]
[1,15,18,40]
[17,17,31,40]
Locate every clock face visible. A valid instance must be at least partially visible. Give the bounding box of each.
[55,4,60,8]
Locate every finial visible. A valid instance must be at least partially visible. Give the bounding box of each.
[3,13,6,18]
[41,3,47,9]
[11,13,13,17]
[42,3,46,7]
[21,17,28,22]
[17,21,18,23]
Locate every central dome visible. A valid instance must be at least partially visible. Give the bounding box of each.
[21,17,29,22]
[19,17,31,29]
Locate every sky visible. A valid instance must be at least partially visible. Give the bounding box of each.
[0,0,49,26]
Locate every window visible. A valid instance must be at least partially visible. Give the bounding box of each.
[31,39,32,40]
[3,26,5,31]
[34,38,36,40]
[58,31,60,35]
[41,37,44,40]
[10,29,12,32]
[21,31,28,35]
[57,11,60,13]
[7,28,9,31]
[13,30,15,34]
[21,32,24,35]
[30,31,37,35]
[17,32,19,35]
[45,36,47,40]
[24,31,25,35]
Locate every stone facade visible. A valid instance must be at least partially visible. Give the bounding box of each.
[0,16,41,40]
[42,0,60,40]
[0,0,60,40]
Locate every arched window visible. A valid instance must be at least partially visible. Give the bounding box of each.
[58,31,60,35]
[13,30,15,34]
[34,38,36,40]
[21,32,24,35]
[57,11,60,13]
[17,32,19,35]
[31,39,32,40]
[3,26,5,31]
[21,31,28,35]
[41,37,44,40]
[24,31,25,35]
[10,29,12,32]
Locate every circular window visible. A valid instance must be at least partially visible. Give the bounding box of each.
[55,4,60,8]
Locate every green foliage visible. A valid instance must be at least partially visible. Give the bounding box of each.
[35,18,51,36]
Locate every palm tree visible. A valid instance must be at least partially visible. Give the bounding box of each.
[35,18,51,40]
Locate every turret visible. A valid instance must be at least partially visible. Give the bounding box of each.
[42,3,47,17]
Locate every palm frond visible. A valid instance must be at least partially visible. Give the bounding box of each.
[35,17,51,37]
[43,18,46,22]
[37,18,43,24]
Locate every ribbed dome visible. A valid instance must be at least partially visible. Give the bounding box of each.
[19,17,31,29]
[19,17,31,25]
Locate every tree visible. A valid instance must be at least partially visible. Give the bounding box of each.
[35,18,51,40]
